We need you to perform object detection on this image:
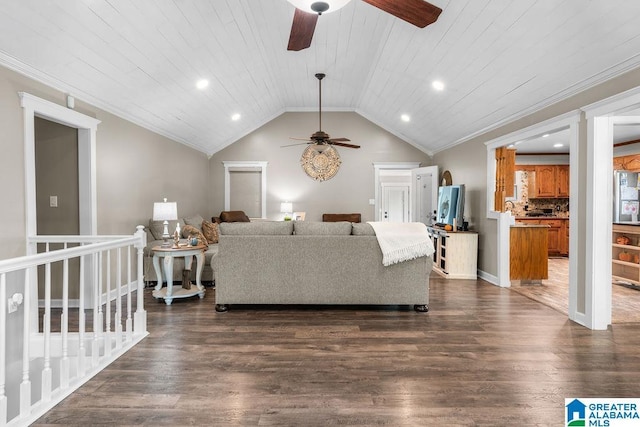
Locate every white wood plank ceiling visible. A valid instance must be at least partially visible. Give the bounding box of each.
[1,0,640,156]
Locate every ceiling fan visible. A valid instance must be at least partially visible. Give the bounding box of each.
[283,72,360,150]
[287,0,443,51]
[283,73,358,181]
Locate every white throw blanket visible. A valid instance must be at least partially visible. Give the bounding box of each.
[367,222,435,266]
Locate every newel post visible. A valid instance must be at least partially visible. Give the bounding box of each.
[133,225,147,334]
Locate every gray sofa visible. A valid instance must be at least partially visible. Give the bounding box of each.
[212,221,432,312]
[143,214,218,284]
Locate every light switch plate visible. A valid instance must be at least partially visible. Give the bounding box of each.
[50,196,58,207]
[369,199,375,205]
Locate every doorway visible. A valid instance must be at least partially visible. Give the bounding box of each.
[381,184,409,222]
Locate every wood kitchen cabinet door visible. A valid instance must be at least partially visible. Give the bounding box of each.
[534,165,557,197]
[557,165,569,197]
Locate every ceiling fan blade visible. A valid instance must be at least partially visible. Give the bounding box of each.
[281,142,312,148]
[289,137,313,141]
[287,8,318,51]
[362,0,442,28]
[330,141,361,149]
[328,137,351,142]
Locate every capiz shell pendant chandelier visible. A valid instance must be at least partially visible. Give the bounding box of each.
[300,145,341,181]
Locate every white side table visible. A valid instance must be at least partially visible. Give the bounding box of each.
[152,244,206,305]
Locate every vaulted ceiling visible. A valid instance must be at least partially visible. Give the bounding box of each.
[2,1,640,156]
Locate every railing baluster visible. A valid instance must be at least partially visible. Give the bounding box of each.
[0,273,7,425]
[78,253,86,376]
[115,248,123,349]
[92,252,101,367]
[42,262,52,402]
[60,259,69,389]
[126,245,133,342]
[20,269,31,418]
[105,251,111,357]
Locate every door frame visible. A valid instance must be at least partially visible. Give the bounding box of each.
[373,162,420,221]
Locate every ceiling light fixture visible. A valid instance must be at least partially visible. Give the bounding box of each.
[196,79,209,90]
[401,114,411,122]
[542,133,550,138]
[286,0,351,14]
[432,80,445,91]
[231,113,241,121]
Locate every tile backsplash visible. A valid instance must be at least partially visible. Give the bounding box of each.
[504,170,569,217]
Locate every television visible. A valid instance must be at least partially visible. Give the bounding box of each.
[436,185,465,229]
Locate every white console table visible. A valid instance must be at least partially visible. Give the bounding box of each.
[427,227,478,279]
[152,244,206,305]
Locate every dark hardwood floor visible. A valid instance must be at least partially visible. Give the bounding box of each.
[33,276,640,426]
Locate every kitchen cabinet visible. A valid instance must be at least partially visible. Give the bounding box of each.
[612,224,640,287]
[557,165,570,197]
[515,218,568,256]
[427,227,478,279]
[527,165,569,198]
[614,154,640,172]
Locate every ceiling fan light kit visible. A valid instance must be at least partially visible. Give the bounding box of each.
[287,0,442,51]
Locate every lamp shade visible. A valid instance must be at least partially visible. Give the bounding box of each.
[280,202,293,213]
[153,199,178,221]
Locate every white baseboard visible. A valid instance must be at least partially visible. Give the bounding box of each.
[477,269,502,287]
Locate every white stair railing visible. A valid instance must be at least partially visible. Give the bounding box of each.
[0,226,147,426]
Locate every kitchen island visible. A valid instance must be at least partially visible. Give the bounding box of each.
[515,216,569,256]
[510,224,549,283]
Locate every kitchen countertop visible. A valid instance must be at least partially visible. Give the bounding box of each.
[515,216,569,220]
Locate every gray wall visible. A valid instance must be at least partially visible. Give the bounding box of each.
[0,64,211,260]
[433,66,640,280]
[209,112,433,222]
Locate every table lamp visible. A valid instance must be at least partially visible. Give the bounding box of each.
[153,198,178,248]
[280,202,293,221]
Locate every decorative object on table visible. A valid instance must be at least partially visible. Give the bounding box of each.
[172,229,180,248]
[281,202,293,221]
[152,198,178,248]
[293,211,306,221]
[182,224,208,247]
[281,74,359,181]
[617,235,631,245]
[189,235,199,247]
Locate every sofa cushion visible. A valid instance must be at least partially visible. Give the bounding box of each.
[220,221,293,235]
[201,220,219,243]
[182,224,208,246]
[219,211,251,223]
[352,223,376,236]
[294,221,352,235]
[184,214,205,230]
[148,218,186,240]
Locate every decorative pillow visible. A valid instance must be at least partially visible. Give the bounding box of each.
[182,224,208,247]
[219,211,251,222]
[201,220,219,243]
[183,214,205,231]
[219,221,293,235]
[294,221,352,235]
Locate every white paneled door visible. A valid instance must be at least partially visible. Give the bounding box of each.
[381,184,409,222]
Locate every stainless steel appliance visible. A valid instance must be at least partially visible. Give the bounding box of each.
[614,171,640,223]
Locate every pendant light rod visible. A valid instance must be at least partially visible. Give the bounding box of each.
[316,73,325,131]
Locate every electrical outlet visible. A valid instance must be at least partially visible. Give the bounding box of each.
[369,199,375,205]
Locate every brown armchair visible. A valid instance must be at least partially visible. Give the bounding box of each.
[322,213,361,223]
[212,211,251,224]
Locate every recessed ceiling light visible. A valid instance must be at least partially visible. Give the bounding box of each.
[507,144,515,149]
[231,113,241,121]
[196,79,209,90]
[542,133,550,138]
[401,114,411,122]
[554,143,564,148]
[432,80,445,91]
